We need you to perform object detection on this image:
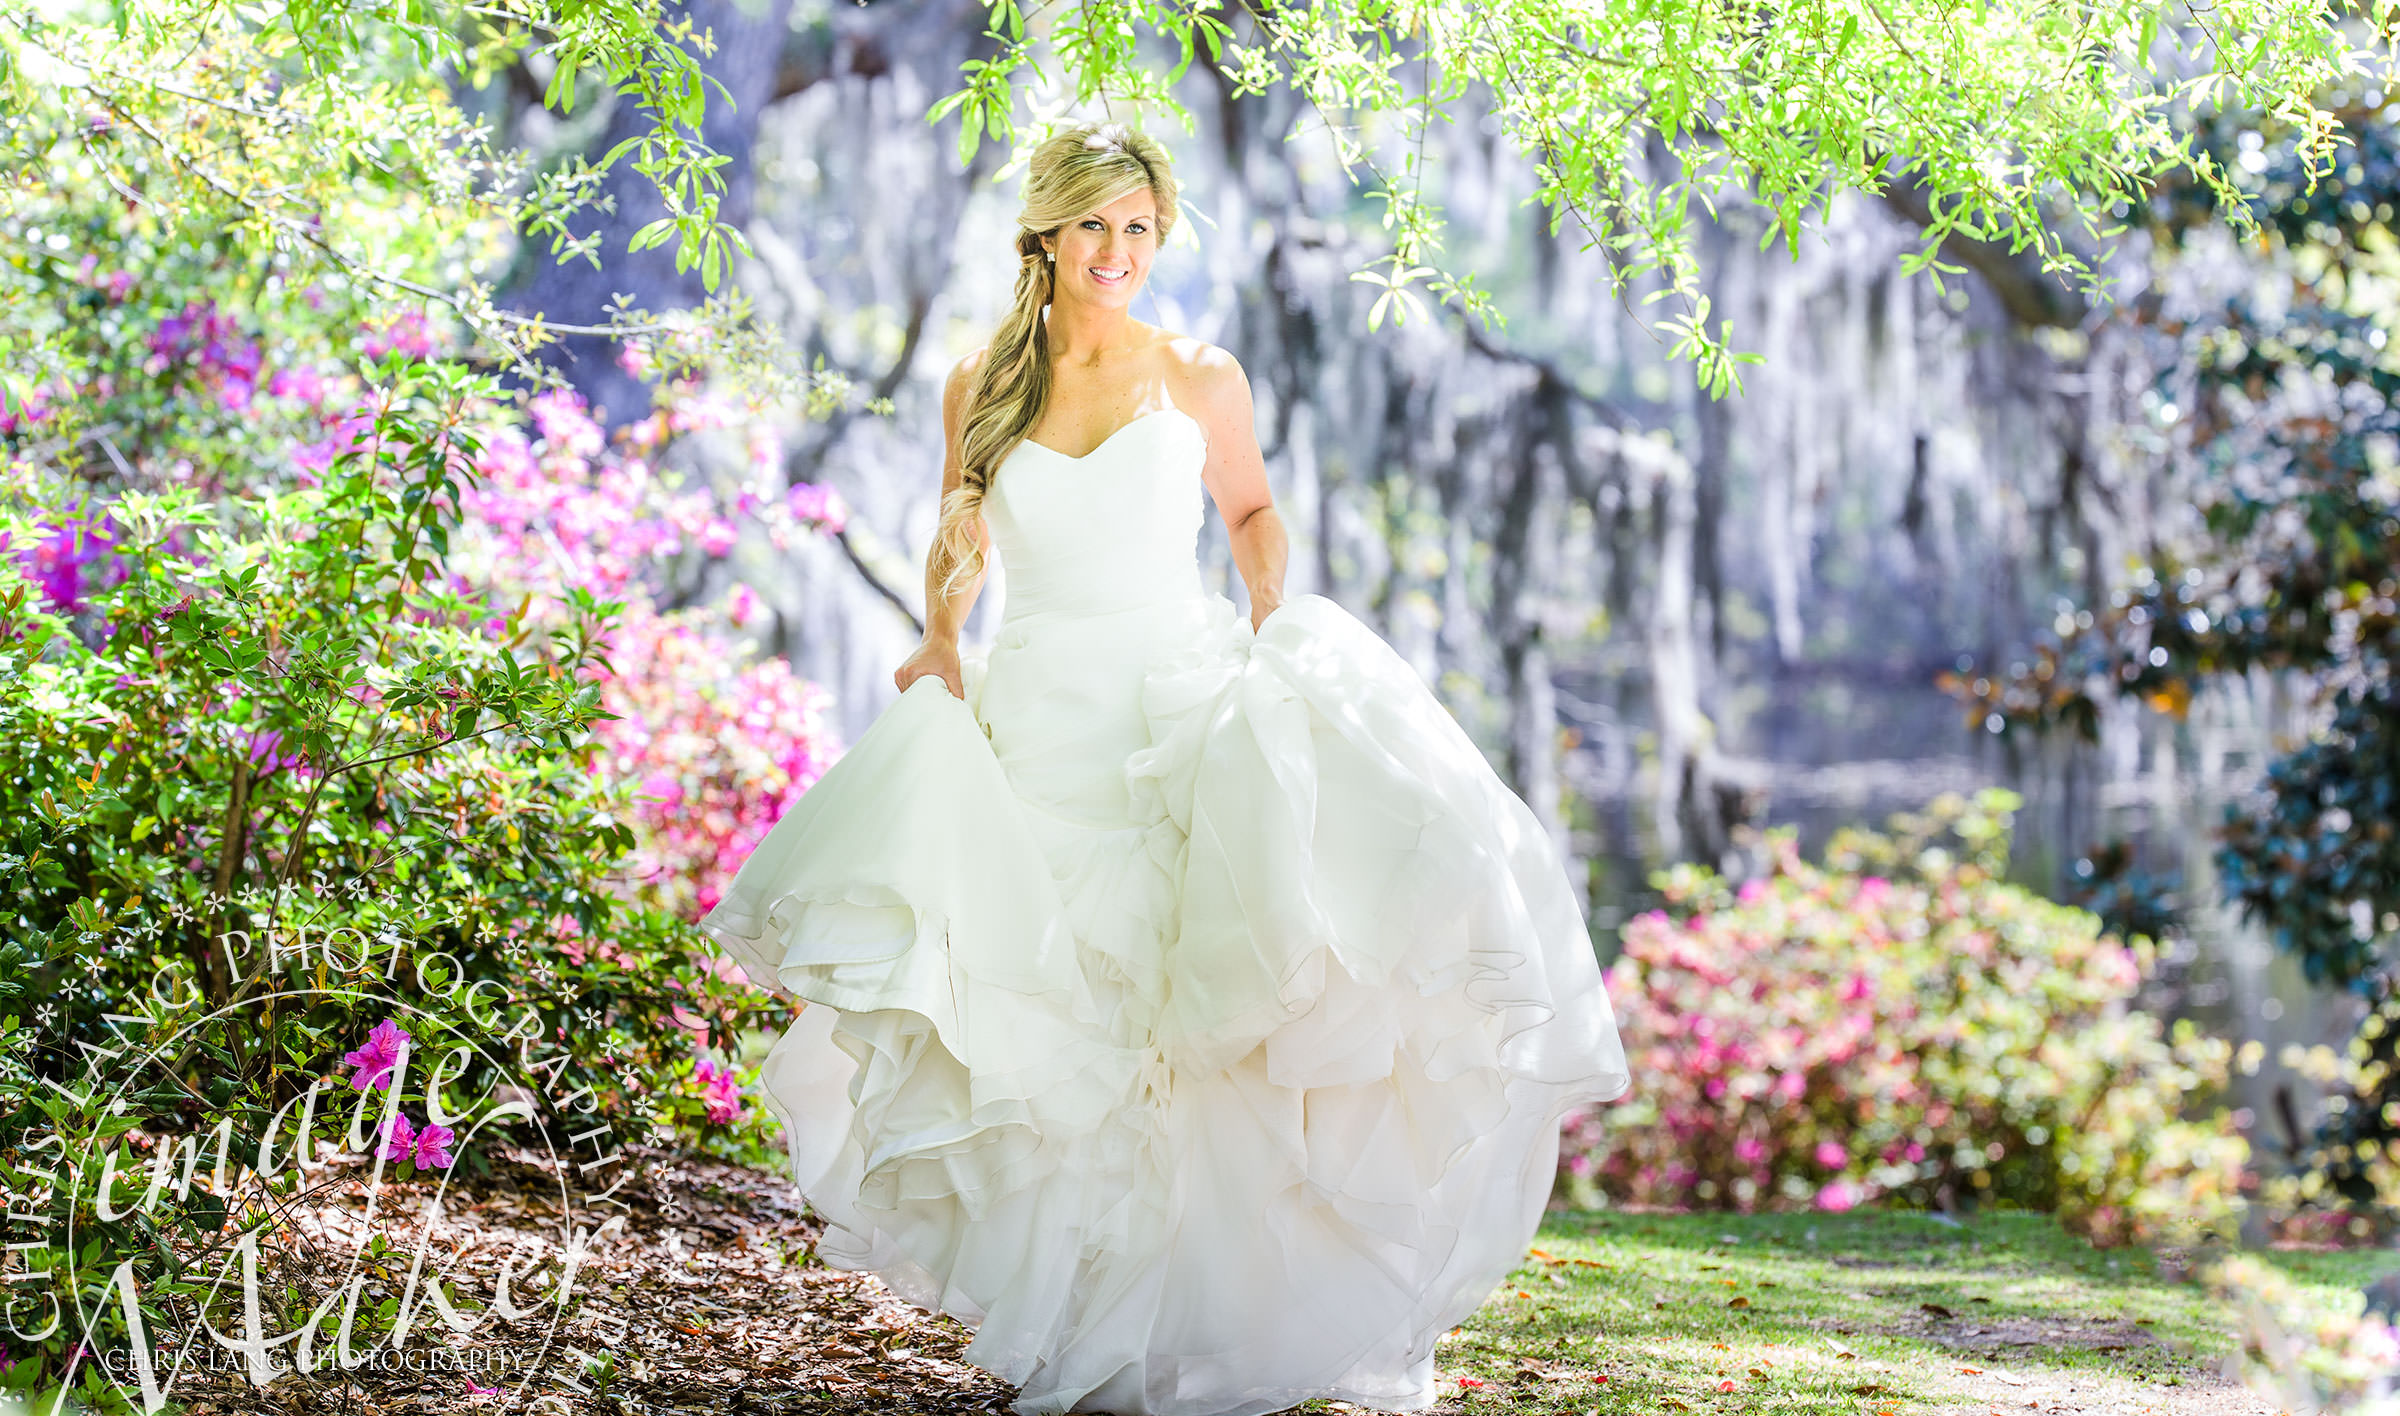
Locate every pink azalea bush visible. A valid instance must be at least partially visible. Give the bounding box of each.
[440,388,845,921]
[1562,790,2247,1245]
[598,607,836,915]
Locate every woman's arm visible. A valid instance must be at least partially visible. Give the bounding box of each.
[895,354,992,698]
[1188,349,1286,632]
[1227,505,1288,634]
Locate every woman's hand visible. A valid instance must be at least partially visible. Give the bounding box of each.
[895,637,965,700]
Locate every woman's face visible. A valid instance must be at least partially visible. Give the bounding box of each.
[1042,186,1157,309]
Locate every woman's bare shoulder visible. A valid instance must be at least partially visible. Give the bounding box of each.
[1156,333,1245,409]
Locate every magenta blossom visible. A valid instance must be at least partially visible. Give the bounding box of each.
[1814,1179,1863,1212]
[363,311,436,362]
[726,583,765,629]
[268,367,327,405]
[7,499,126,615]
[785,482,849,534]
[242,727,306,777]
[341,1019,411,1091]
[0,381,53,435]
[693,1056,746,1124]
[380,1113,458,1170]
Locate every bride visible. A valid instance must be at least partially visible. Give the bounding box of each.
[699,120,1630,1416]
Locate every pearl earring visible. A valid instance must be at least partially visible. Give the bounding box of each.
[1046,251,1055,262]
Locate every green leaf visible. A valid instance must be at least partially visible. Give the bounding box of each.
[628,217,678,253]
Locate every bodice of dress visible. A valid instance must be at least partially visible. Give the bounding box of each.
[982,406,1210,622]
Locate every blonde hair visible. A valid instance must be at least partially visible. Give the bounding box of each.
[931,120,1181,602]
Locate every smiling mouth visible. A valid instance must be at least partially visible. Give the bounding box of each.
[1089,267,1127,285]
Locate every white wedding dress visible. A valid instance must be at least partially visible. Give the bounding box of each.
[699,404,1630,1416]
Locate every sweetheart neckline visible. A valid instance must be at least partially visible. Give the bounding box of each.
[1013,405,1204,464]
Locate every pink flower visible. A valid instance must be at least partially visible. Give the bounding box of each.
[341,1019,411,1091]
[8,498,127,614]
[410,1119,457,1169]
[693,1055,746,1124]
[380,1114,458,1169]
[726,583,764,628]
[1813,1139,1848,1169]
[747,426,783,472]
[1734,1136,1767,1164]
[617,343,653,378]
[269,367,326,404]
[0,381,52,436]
[529,389,604,457]
[1737,878,1768,904]
[363,311,435,361]
[1814,1178,1863,1212]
[242,727,305,777]
[785,482,849,534]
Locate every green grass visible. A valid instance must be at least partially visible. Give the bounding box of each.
[1330,1208,2388,1414]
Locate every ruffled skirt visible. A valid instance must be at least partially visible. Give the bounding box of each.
[698,591,1629,1416]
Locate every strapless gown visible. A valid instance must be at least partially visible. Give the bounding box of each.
[698,405,1630,1416]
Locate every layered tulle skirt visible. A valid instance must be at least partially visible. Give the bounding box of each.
[698,591,1629,1416]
